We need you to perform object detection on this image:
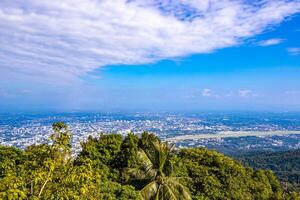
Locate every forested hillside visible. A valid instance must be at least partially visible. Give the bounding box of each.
[0,122,299,199]
[238,149,300,192]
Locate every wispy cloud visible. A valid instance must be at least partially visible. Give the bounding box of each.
[287,47,300,55]
[285,90,300,95]
[258,38,283,46]
[201,89,257,98]
[238,89,255,97]
[0,0,300,82]
[201,88,212,97]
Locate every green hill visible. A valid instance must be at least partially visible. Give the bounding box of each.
[0,122,299,199]
[237,149,300,192]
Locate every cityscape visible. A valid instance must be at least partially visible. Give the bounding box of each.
[1,112,300,154]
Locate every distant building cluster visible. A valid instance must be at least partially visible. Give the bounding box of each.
[1,113,300,153]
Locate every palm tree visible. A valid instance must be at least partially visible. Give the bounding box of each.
[126,141,191,200]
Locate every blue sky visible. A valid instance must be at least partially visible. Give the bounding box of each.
[0,0,300,112]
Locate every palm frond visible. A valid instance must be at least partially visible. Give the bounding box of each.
[152,141,174,173]
[129,139,191,200]
[136,149,157,179]
[164,177,192,200]
[137,149,153,169]
[140,181,159,200]
[159,184,177,200]
[163,159,173,177]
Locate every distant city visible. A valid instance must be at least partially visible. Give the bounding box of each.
[1,112,300,155]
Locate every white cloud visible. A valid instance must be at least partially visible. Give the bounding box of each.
[285,90,300,95]
[201,88,211,97]
[201,89,257,98]
[238,89,255,97]
[201,88,223,98]
[287,47,300,55]
[0,0,300,82]
[258,38,283,46]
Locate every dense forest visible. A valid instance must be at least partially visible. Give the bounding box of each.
[0,122,299,199]
[238,149,300,192]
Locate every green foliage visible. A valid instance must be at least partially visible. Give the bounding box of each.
[238,150,300,192]
[177,148,286,200]
[0,146,25,178]
[138,132,160,156]
[118,132,140,168]
[0,122,298,199]
[78,133,122,167]
[51,121,72,155]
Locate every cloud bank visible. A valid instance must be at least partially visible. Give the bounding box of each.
[0,0,300,81]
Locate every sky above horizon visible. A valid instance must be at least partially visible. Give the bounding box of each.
[0,0,300,112]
